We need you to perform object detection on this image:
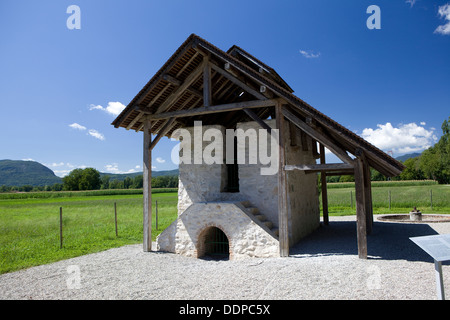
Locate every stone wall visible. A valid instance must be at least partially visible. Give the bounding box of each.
[156,202,280,259]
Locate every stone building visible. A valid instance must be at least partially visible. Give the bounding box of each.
[112,34,404,259]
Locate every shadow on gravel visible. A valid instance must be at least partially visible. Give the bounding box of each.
[290,220,443,263]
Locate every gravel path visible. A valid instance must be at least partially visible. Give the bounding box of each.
[1,215,450,300]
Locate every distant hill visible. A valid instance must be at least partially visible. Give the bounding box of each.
[99,169,179,181]
[0,160,62,186]
[0,159,179,186]
[395,152,422,162]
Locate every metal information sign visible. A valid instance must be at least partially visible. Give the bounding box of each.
[410,234,450,300]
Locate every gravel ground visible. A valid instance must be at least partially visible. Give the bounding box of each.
[1,215,450,300]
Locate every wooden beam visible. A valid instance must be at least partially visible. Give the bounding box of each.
[360,150,373,235]
[149,117,176,150]
[146,99,277,120]
[276,101,289,257]
[281,107,354,164]
[154,60,206,114]
[243,108,272,133]
[210,63,267,100]
[203,57,212,107]
[354,156,367,259]
[324,170,355,176]
[126,112,143,130]
[320,144,329,226]
[285,163,354,172]
[143,118,152,252]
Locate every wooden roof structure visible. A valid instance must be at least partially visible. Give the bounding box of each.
[113,34,404,177]
[112,34,405,258]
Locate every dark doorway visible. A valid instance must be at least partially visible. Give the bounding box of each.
[201,227,229,259]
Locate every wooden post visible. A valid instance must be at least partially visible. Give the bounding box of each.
[319,144,329,226]
[114,202,118,237]
[354,157,367,259]
[143,118,152,252]
[276,101,289,257]
[59,207,63,249]
[350,190,353,210]
[203,57,211,107]
[363,158,373,234]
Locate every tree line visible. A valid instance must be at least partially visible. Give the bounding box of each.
[0,168,178,193]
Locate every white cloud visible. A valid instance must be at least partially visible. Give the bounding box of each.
[69,123,87,131]
[49,163,88,177]
[89,101,126,116]
[435,3,450,35]
[299,50,320,59]
[156,157,165,163]
[360,122,438,156]
[69,123,105,141]
[104,163,139,174]
[88,129,105,141]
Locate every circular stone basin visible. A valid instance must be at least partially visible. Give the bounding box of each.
[377,214,450,223]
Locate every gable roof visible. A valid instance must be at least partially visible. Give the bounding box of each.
[112,34,404,177]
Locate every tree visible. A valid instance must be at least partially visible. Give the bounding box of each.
[63,168,83,191]
[418,116,450,184]
[399,157,424,180]
[63,168,101,191]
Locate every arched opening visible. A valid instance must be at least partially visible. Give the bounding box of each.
[198,226,230,260]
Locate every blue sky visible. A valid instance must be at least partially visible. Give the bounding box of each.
[1,0,449,176]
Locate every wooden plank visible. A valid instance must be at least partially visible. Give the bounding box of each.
[146,99,277,120]
[154,60,206,114]
[354,156,367,259]
[276,101,289,257]
[243,108,272,133]
[289,122,298,146]
[320,144,329,226]
[285,163,354,172]
[143,119,152,252]
[149,117,175,150]
[362,153,373,235]
[210,63,267,100]
[281,107,354,164]
[324,170,355,176]
[203,57,211,107]
[176,51,200,78]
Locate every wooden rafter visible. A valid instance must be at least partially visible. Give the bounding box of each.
[144,99,277,121]
[281,106,353,164]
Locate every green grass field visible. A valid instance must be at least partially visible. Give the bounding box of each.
[0,192,177,274]
[0,183,449,274]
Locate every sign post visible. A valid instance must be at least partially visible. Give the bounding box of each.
[410,234,450,300]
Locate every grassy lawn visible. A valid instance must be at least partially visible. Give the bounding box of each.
[324,183,450,216]
[0,192,177,274]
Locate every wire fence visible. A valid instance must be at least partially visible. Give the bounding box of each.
[325,186,450,211]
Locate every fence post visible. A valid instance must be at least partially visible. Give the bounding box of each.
[114,202,118,237]
[59,207,63,249]
[155,200,158,231]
